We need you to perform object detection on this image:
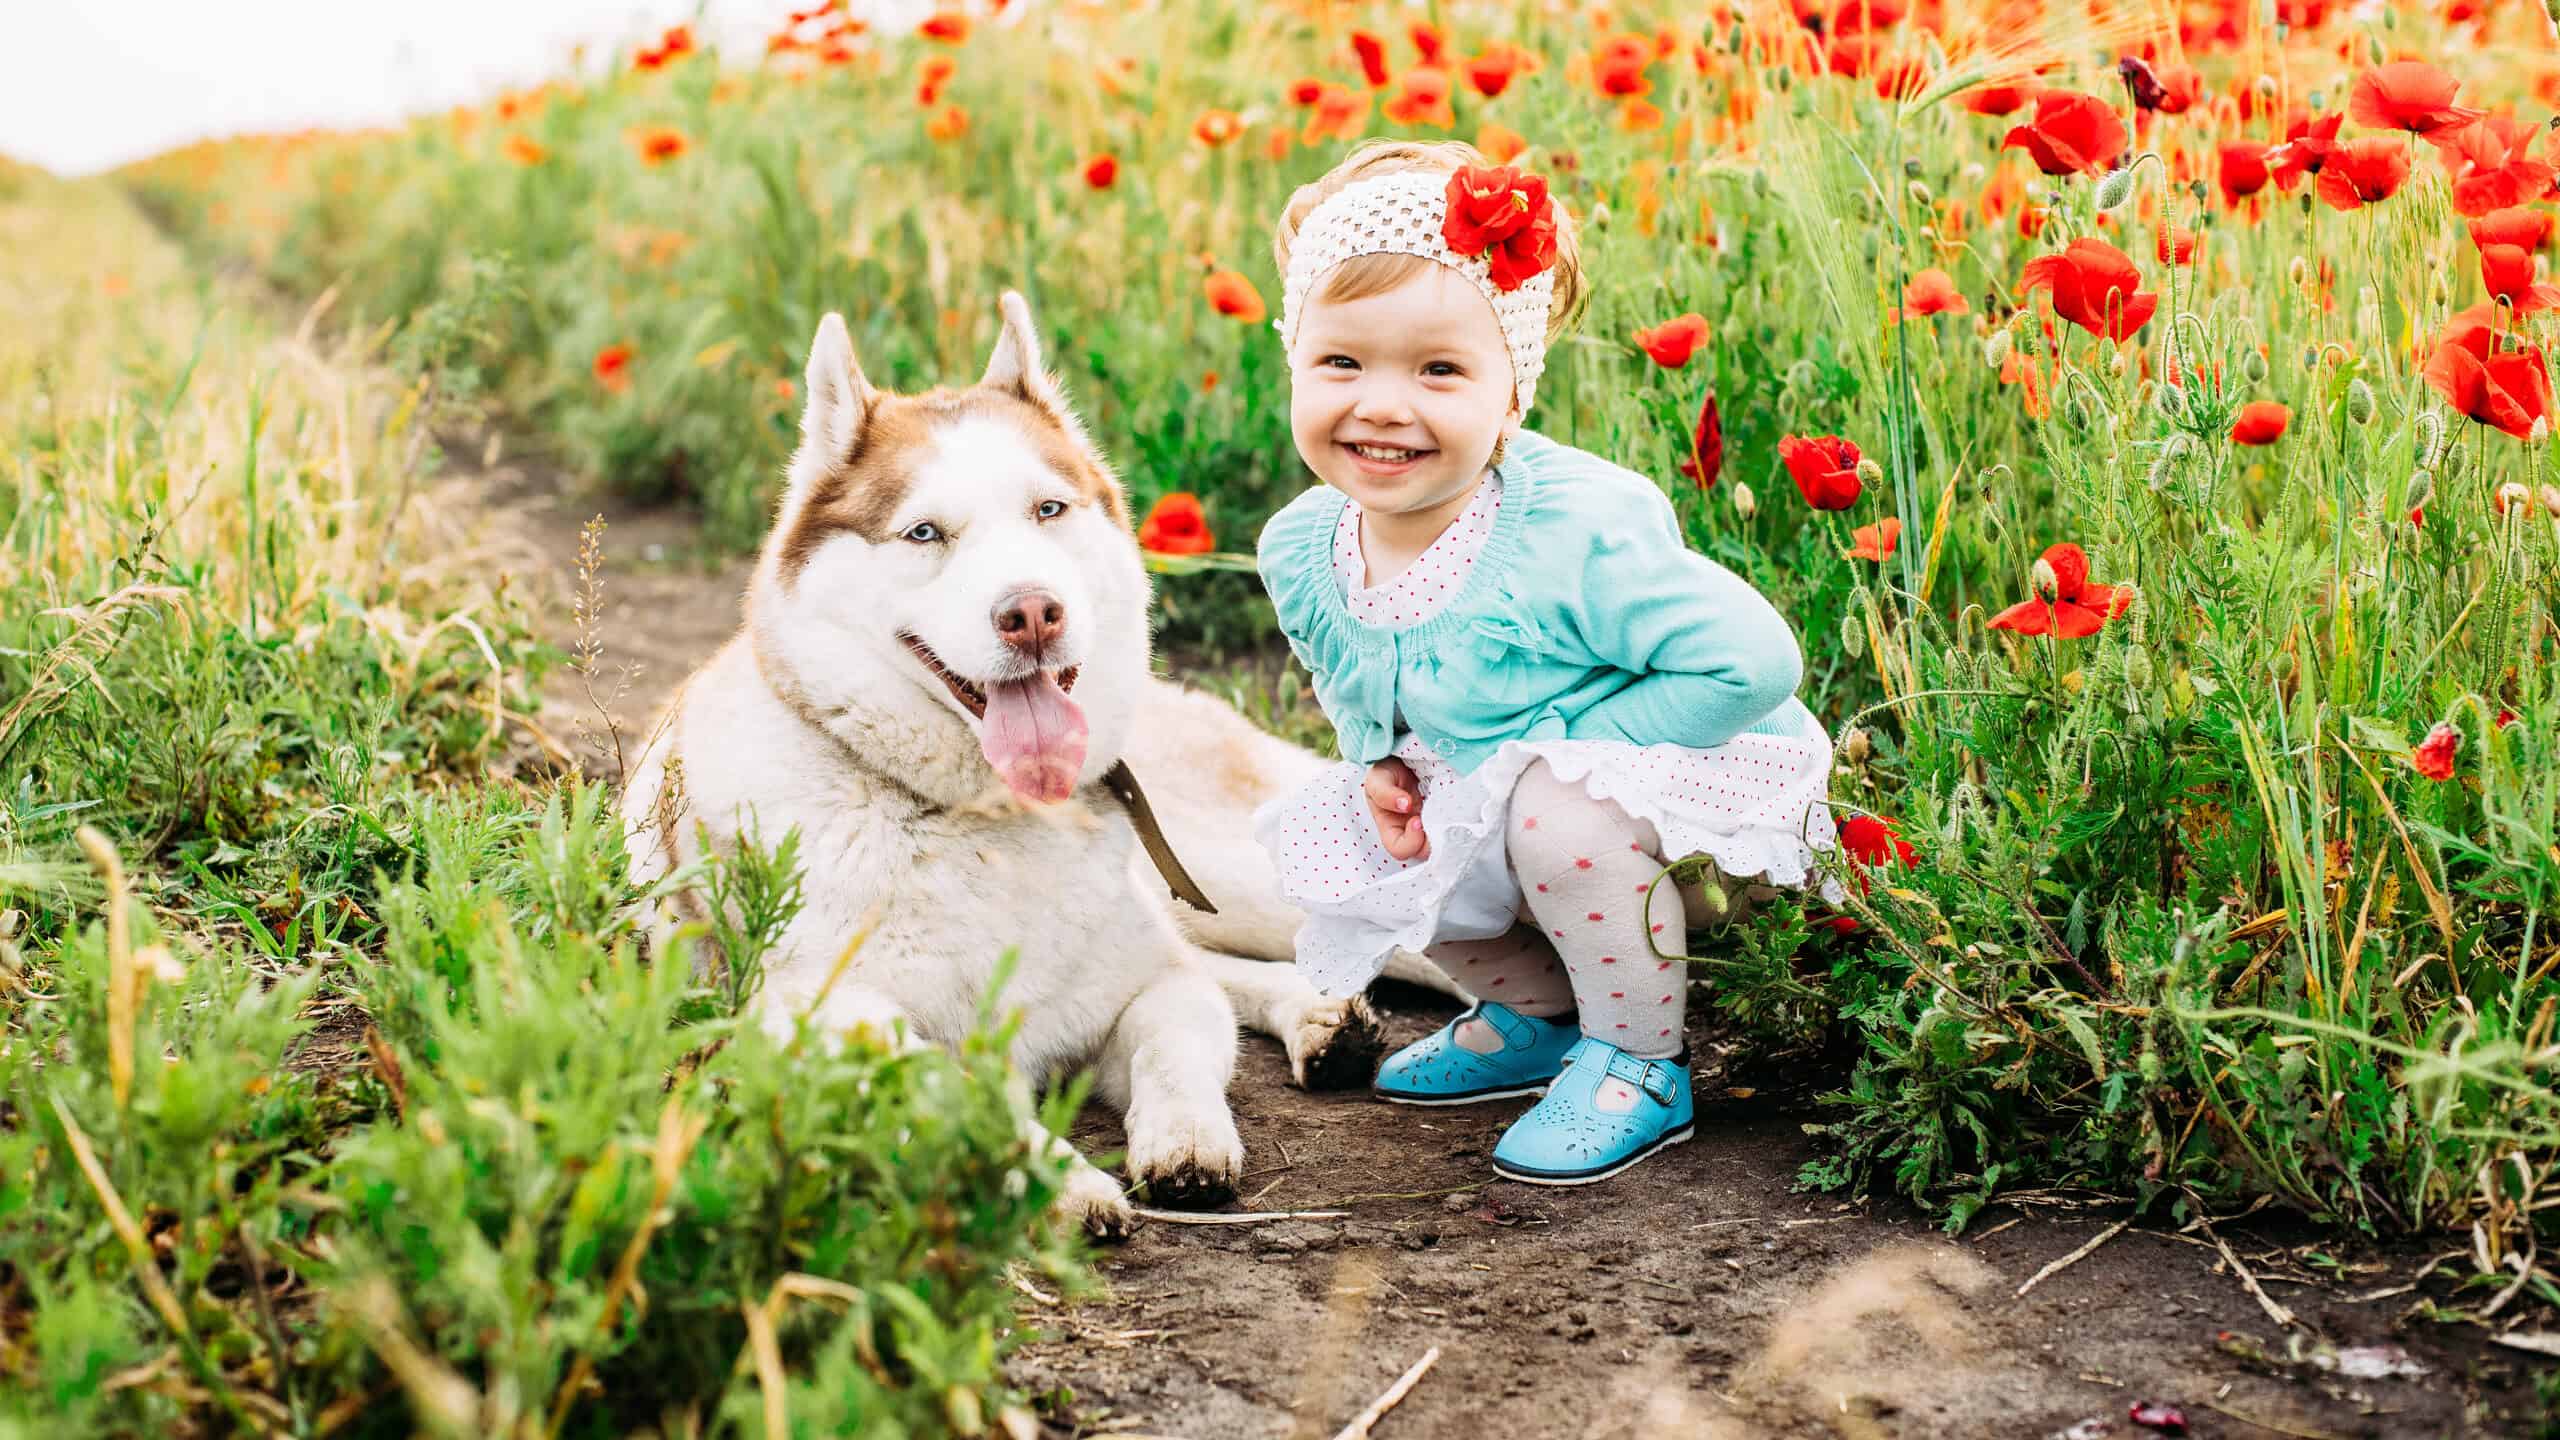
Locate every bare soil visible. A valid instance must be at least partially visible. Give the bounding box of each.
[477,438,2551,1440]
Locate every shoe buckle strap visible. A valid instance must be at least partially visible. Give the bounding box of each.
[1472,1002,1536,1049]
[1604,1050,1681,1106]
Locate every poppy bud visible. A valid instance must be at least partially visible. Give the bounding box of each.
[2094,165,2137,211]
[1589,200,1611,230]
[1732,481,1757,519]
[2287,256,2308,289]
[1983,330,2013,368]
[2145,434,2187,489]
[2429,272,2449,309]
[1841,727,1872,765]
[2241,350,2268,384]
[2439,442,2468,485]
[2157,382,2187,418]
[1784,360,1817,392]
[2404,467,2436,515]
[2031,556,2061,601]
[2190,179,2209,203]
[1854,458,1883,487]
[1840,610,1867,658]
[2414,410,2444,458]
[2253,74,2278,98]
[2346,379,2375,426]
[2127,646,2155,690]
[2299,346,2318,372]
[2497,481,2534,515]
[1908,179,1933,207]
[2536,417,2552,445]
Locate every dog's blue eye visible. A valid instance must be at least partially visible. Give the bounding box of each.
[1036,500,1066,520]
[903,521,941,543]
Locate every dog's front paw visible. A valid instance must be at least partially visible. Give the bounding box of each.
[1056,1160,1137,1242]
[1286,992,1386,1092]
[1124,1103,1243,1209]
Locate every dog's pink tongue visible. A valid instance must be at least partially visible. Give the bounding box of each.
[979,672,1088,804]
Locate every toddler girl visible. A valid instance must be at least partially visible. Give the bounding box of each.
[1250,140,1841,1185]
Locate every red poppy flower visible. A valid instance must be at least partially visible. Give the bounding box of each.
[1779,434,1864,510]
[1988,543,2131,638]
[918,11,970,44]
[1676,388,1723,490]
[2218,141,2272,205]
[2347,61,2481,142]
[2423,304,2554,440]
[2267,111,2342,189]
[2443,115,2559,218]
[2315,137,2413,211]
[1828,0,1909,32]
[1837,813,1916,869]
[2412,721,2459,781]
[1351,30,1391,87]
[1138,492,1214,555]
[1203,269,1265,324]
[1958,79,2040,116]
[1409,21,1449,67]
[1634,313,1711,368]
[916,55,957,107]
[1847,516,1902,562]
[2229,401,2289,445]
[502,134,548,166]
[2002,90,2130,177]
[1873,55,1931,103]
[1593,34,1653,99]
[924,106,969,142]
[1302,84,1371,145]
[1082,154,1118,189]
[1476,122,1529,166]
[2117,56,2199,115]
[1465,48,1524,98]
[2473,207,2556,252]
[1441,166,1558,292]
[2481,245,2560,313]
[2020,238,2157,343]
[1383,68,1456,128]
[1193,109,1243,146]
[1900,267,1968,316]
[2155,224,2196,265]
[628,125,690,165]
[593,343,634,394]
[1288,77,1326,107]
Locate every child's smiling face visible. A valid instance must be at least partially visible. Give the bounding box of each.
[1288,262,1519,521]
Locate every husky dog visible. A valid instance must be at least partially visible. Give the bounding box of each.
[622,296,1445,1234]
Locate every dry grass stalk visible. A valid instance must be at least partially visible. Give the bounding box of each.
[0,584,186,768]
[50,1093,192,1342]
[73,826,137,1108]
[340,1276,483,1436]
[543,1092,710,1440]
[571,514,634,781]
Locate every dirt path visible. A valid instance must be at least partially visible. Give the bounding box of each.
[471,437,2545,1439]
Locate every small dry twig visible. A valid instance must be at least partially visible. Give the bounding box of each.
[2188,1198,2297,1329]
[1131,1207,1348,1226]
[2014,1217,2130,1297]
[1328,1347,1440,1440]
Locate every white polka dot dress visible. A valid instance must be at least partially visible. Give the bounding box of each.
[1256,476,1843,998]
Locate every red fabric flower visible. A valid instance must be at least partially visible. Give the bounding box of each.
[1203,269,1266,324]
[1351,30,1391,87]
[2315,137,2413,211]
[2002,90,2130,177]
[2443,115,2559,218]
[1900,267,1968,316]
[1440,166,1558,292]
[1676,388,1724,491]
[2020,238,2158,343]
[1988,543,2132,638]
[1634,313,1711,368]
[1847,517,1901,562]
[2412,722,2459,781]
[1137,492,1214,555]
[1082,154,1118,189]
[2481,245,2560,313]
[593,343,634,394]
[2218,141,2272,205]
[1779,434,1863,511]
[2229,401,2290,445]
[2347,61,2481,142]
[2424,303,2556,439]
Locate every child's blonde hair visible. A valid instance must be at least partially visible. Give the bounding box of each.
[1272,139,1589,345]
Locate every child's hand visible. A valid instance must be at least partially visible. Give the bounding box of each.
[1363,758,1430,861]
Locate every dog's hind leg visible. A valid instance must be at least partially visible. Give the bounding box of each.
[1094,965,1245,1209]
[1189,949,1387,1093]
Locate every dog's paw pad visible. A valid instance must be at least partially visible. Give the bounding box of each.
[1290,993,1387,1092]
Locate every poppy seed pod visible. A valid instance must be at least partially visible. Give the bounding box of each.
[2253,74,2279,99]
[2094,165,2137,211]
[1732,481,1758,519]
[2497,481,2533,514]
[2439,442,2468,485]
[2241,350,2269,384]
[2346,379,2376,425]
[2127,646,2155,690]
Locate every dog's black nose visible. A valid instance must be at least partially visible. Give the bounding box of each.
[993,589,1067,657]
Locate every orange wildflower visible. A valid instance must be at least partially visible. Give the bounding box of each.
[594,343,634,394]
[1477,122,1529,165]
[1204,269,1266,324]
[502,133,548,166]
[919,11,970,44]
[1899,268,1968,317]
[1617,99,1665,133]
[926,105,970,141]
[917,55,956,106]
[1592,34,1652,99]
[1194,109,1244,146]
[627,125,690,165]
[1383,68,1456,128]
[1303,84,1372,145]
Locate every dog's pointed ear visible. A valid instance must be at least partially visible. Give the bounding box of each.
[800,312,872,461]
[980,291,1064,409]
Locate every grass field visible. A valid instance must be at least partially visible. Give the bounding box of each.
[11,0,2560,1431]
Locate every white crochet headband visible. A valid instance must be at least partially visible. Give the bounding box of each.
[1277,170,1558,418]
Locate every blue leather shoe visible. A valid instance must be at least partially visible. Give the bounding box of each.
[1490,1038,1694,1185]
[1372,1002,1579,1106]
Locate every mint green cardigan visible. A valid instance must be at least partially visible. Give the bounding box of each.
[1257,429,1818,775]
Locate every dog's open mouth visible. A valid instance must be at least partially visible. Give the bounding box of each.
[901,633,1087,804]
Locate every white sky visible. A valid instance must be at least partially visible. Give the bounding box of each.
[1,1,934,176]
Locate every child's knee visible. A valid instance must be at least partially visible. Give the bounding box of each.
[1506,759,1642,875]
